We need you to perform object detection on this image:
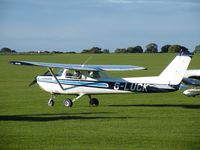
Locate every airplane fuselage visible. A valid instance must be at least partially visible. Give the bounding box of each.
[37,75,178,95]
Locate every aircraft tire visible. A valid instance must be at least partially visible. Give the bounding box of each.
[89,98,99,106]
[63,99,73,107]
[48,99,54,107]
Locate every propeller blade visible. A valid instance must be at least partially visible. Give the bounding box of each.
[28,70,50,87]
[29,78,37,87]
[43,70,49,75]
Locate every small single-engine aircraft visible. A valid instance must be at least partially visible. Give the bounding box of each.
[10,53,192,107]
[182,69,200,97]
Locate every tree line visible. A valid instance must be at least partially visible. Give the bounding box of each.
[1,43,200,54]
[81,43,200,53]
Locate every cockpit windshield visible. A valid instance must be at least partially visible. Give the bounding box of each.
[57,69,64,76]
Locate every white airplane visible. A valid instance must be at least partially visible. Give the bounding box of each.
[10,53,192,107]
[182,69,200,97]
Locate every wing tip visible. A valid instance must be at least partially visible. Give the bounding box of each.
[9,61,35,66]
[133,67,147,71]
[10,61,20,65]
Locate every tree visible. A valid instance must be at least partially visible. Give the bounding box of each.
[134,46,143,53]
[11,50,16,53]
[115,48,127,53]
[127,46,143,53]
[145,43,158,53]
[161,45,171,53]
[127,47,134,53]
[44,51,50,53]
[81,47,103,53]
[0,47,15,53]
[194,44,200,53]
[103,49,110,53]
[52,51,63,54]
[81,49,90,53]
[168,45,189,53]
[89,47,102,53]
[65,51,76,54]
[168,45,180,53]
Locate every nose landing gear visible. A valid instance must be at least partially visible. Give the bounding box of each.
[48,95,55,107]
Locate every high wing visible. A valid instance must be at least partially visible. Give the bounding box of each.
[10,61,146,71]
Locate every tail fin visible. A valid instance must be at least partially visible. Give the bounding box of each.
[159,53,192,85]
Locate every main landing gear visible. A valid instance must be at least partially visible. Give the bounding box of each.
[47,94,99,107]
[88,95,99,107]
[63,98,73,107]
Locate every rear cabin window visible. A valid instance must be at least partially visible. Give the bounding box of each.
[88,71,100,79]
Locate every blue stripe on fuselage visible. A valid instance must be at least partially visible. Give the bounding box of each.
[37,78,109,88]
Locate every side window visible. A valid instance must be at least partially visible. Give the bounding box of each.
[65,70,73,78]
[65,70,82,79]
[89,71,100,79]
[73,71,82,79]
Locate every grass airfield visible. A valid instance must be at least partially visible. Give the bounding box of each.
[0,53,200,150]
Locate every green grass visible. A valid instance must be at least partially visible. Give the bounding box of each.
[0,54,200,150]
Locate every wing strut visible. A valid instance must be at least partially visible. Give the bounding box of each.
[48,68,64,90]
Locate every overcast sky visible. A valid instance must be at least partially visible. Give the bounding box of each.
[0,0,200,52]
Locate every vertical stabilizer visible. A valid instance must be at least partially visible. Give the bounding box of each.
[159,54,191,85]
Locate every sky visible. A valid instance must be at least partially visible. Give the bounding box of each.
[0,0,200,52]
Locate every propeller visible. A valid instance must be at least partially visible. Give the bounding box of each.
[29,78,37,87]
[29,70,50,87]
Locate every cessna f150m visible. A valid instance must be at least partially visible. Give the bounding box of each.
[10,53,191,107]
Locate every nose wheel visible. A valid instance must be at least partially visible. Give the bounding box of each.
[48,98,55,107]
[48,94,55,107]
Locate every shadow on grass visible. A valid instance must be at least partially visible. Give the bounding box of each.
[0,112,136,122]
[108,104,200,109]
